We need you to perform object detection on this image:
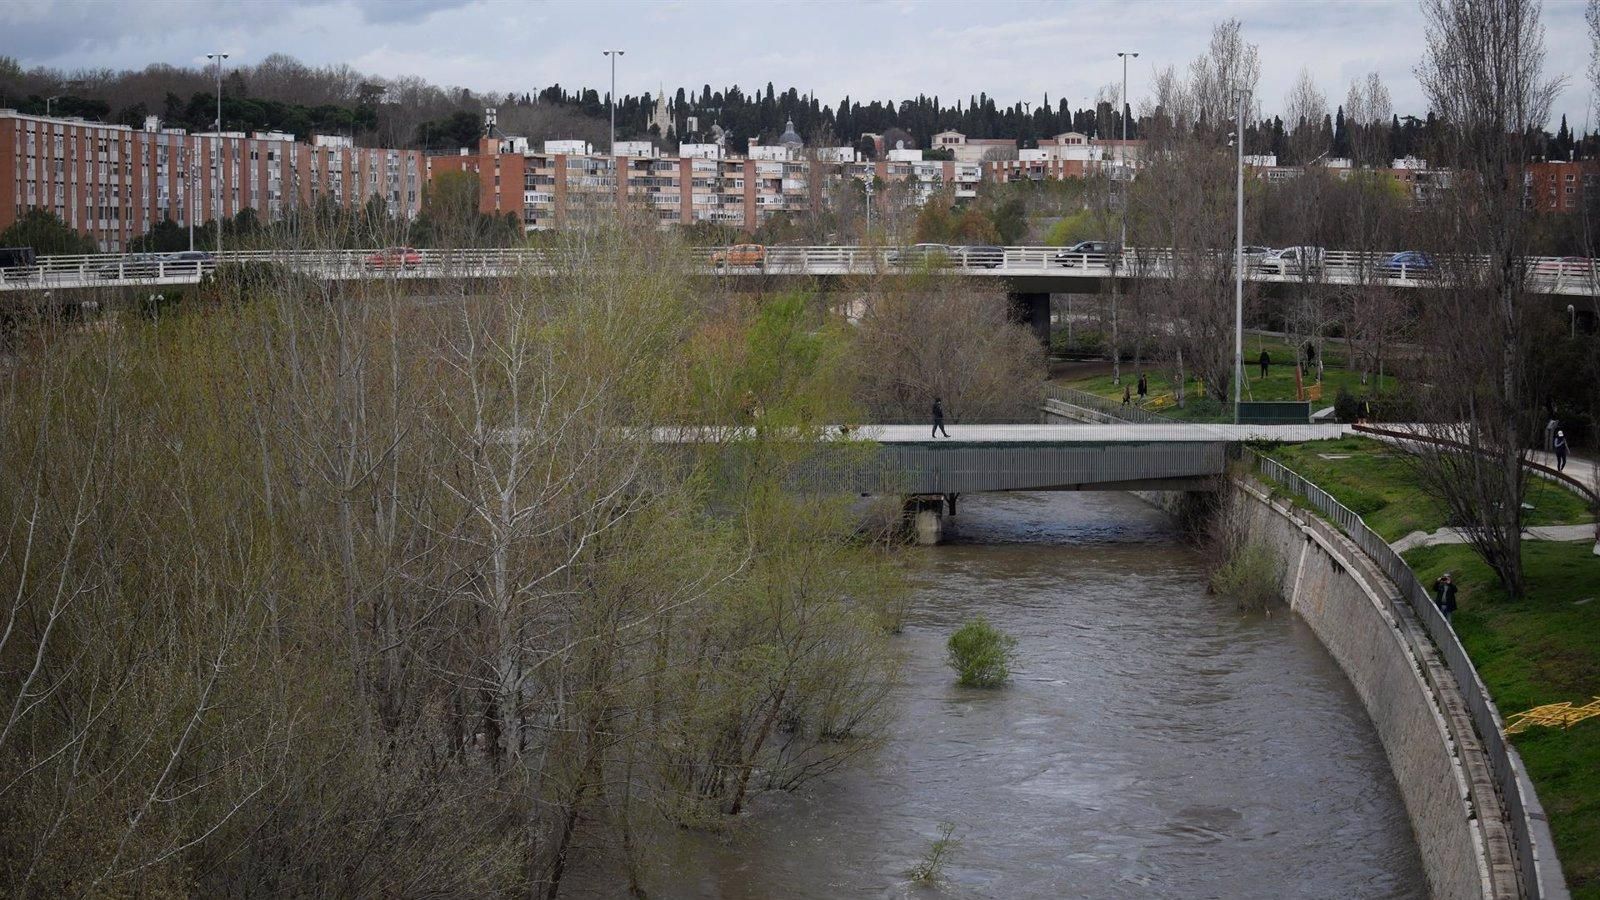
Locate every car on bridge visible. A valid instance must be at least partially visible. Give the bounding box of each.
[1256,246,1324,277]
[889,243,957,268]
[1381,250,1435,278]
[1053,240,1119,268]
[1533,256,1597,279]
[960,245,1004,269]
[365,247,423,270]
[94,253,167,280]
[711,243,766,269]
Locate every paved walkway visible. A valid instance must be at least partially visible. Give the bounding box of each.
[855,423,1350,443]
[1391,522,1600,553]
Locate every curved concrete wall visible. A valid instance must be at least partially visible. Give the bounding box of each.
[1232,482,1493,899]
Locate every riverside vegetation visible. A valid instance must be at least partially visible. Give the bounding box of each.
[0,222,1044,897]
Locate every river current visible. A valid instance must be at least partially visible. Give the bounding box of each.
[606,490,1427,899]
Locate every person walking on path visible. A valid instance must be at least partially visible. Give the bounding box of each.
[1136,373,1148,404]
[1554,430,1569,472]
[1432,573,1458,622]
[1258,349,1271,379]
[931,397,950,438]
[1122,384,1131,406]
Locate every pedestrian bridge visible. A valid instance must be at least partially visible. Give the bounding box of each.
[655,422,1349,495]
[4,245,1598,299]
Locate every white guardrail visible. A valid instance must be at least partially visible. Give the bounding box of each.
[3,246,1599,295]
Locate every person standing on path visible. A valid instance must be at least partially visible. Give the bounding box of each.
[1136,373,1148,404]
[1554,430,1569,472]
[1258,349,1271,379]
[1122,384,1131,406]
[1432,573,1458,622]
[931,397,950,438]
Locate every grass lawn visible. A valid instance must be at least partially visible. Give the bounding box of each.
[1404,542,1600,898]
[1052,335,1396,423]
[1264,436,1595,542]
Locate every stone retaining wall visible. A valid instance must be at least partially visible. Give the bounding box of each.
[1141,485,1497,898]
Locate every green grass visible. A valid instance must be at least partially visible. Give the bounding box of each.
[1264,436,1594,542]
[1053,335,1394,422]
[1404,542,1600,898]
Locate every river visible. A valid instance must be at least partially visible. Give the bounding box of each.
[631,490,1427,898]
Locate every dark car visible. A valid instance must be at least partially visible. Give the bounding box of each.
[95,253,165,280]
[1053,240,1119,268]
[0,246,37,281]
[1381,250,1434,278]
[961,245,1004,269]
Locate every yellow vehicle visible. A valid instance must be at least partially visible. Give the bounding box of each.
[712,243,767,268]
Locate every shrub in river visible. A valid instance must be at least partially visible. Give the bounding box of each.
[946,617,1017,687]
[907,821,961,883]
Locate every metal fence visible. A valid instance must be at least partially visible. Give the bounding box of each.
[1042,384,1184,425]
[1251,451,1566,900]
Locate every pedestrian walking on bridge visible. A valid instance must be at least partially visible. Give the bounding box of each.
[931,397,950,438]
[1554,430,1569,472]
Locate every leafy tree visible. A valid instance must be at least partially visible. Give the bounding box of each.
[0,209,98,254]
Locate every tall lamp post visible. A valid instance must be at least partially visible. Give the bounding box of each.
[45,95,61,117]
[1233,86,1248,424]
[602,50,624,154]
[1114,50,1138,387]
[207,52,229,256]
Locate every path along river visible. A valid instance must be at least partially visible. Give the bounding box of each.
[621,490,1426,899]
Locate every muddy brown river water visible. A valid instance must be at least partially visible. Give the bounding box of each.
[588,490,1427,899]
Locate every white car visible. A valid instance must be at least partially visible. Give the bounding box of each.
[1257,246,1324,277]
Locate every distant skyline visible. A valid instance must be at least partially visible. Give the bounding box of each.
[4,0,1596,129]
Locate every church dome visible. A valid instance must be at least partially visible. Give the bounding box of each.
[779,118,803,149]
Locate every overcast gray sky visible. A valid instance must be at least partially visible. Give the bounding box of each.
[3,0,1596,127]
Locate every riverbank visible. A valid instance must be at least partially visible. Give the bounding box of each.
[1262,439,1599,898]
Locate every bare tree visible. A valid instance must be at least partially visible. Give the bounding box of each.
[1411,0,1564,596]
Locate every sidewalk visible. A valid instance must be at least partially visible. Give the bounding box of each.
[1391,522,1600,553]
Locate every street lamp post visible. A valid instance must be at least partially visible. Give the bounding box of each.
[45,95,61,117]
[602,50,624,154]
[1114,50,1138,387]
[207,52,229,256]
[184,146,195,252]
[864,176,874,240]
[1233,86,1248,424]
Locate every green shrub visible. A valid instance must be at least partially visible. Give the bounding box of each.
[1341,489,1389,517]
[1209,538,1283,611]
[907,821,961,883]
[946,617,1017,687]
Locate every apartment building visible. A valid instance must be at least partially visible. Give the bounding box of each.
[436,131,991,233]
[1524,159,1599,212]
[0,110,423,251]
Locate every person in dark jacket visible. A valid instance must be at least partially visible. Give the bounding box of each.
[1258,349,1271,379]
[1432,573,1458,622]
[1554,430,1569,472]
[931,397,950,438]
[1136,373,1148,403]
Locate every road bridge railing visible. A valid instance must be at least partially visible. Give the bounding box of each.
[6,245,1599,297]
[1252,450,1567,900]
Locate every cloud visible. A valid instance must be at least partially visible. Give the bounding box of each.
[2,0,1592,126]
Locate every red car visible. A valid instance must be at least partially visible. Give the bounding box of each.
[365,246,422,269]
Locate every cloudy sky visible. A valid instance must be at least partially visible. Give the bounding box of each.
[4,0,1596,126]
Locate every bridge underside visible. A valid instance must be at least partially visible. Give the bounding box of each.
[866,440,1227,494]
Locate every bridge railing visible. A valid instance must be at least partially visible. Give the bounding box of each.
[6,246,1600,298]
[1250,451,1565,900]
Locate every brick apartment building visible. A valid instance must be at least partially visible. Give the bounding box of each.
[1524,159,1600,213]
[0,109,424,251]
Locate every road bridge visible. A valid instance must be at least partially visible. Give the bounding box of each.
[5,246,1598,301]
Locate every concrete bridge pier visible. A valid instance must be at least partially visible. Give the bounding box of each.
[904,493,957,545]
[1007,291,1052,346]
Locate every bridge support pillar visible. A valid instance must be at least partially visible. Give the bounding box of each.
[905,494,949,545]
[1007,291,1051,346]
